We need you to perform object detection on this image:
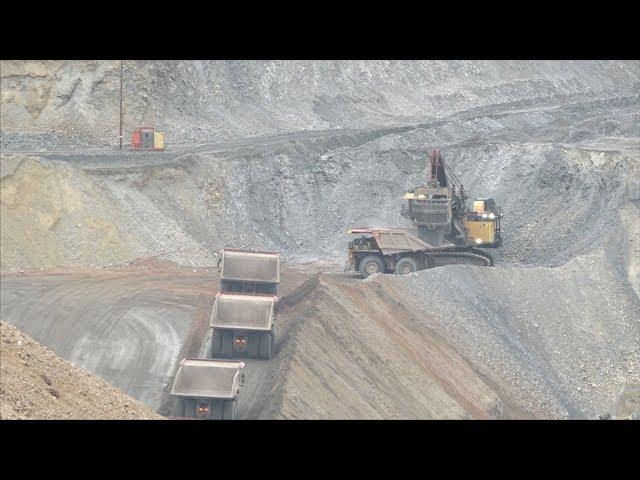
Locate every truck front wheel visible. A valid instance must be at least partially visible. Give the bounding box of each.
[359,255,385,278]
[171,397,185,417]
[259,332,272,359]
[395,257,419,275]
[221,331,233,357]
[222,400,236,420]
[211,330,223,358]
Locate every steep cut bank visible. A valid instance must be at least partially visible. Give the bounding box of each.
[0,153,226,271]
[2,60,638,149]
[1,155,145,270]
[0,321,162,419]
[255,251,640,419]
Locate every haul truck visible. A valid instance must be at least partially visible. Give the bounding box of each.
[347,227,493,278]
[218,248,280,295]
[210,292,276,359]
[347,148,502,278]
[211,248,280,359]
[170,358,245,420]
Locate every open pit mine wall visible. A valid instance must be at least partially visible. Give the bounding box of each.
[2,60,639,147]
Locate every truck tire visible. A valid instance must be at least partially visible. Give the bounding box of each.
[222,400,236,420]
[259,332,272,359]
[395,256,419,275]
[247,332,259,358]
[211,329,223,358]
[359,255,385,278]
[270,329,277,354]
[424,255,435,269]
[210,399,224,420]
[184,398,197,418]
[171,397,185,417]
[221,331,233,357]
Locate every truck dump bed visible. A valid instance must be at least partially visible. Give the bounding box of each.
[210,293,276,331]
[220,249,280,284]
[171,358,245,400]
[349,228,450,255]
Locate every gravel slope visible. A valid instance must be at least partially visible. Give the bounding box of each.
[251,255,639,419]
[256,275,509,419]
[0,321,162,419]
[2,95,638,277]
[373,254,640,419]
[2,60,638,148]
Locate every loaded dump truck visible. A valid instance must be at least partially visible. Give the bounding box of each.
[347,227,493,277]
[170,358,245,420]
[210,248,280,359]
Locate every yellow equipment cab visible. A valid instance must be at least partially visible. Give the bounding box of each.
[464,198,502,247]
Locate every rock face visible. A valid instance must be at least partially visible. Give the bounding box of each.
[260,275,507,419]
[2,60,639,148]
[0,155,139,270]
[2,96,638,293]
[2,61,638,278]
[0,321,162,419]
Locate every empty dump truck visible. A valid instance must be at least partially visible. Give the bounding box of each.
[210,292,276,359]
[219,248,280,295]
[170,358,245,420]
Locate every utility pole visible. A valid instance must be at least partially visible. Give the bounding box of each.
[119,60,123,149]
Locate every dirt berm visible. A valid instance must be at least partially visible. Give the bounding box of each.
[257,254,639,419]
[0,321,162,419]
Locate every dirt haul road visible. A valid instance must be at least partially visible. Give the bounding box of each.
[0,263,316,414]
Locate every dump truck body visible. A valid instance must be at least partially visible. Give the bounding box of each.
[210,292,276,359]
[170,358,245,420]
[211,292,276,331]
[219,248,280,295]
[347,227,492,278]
